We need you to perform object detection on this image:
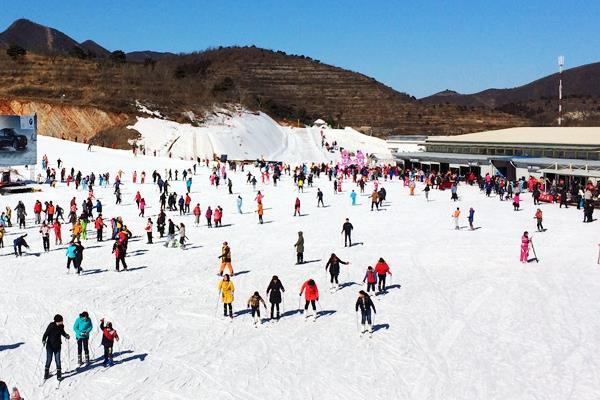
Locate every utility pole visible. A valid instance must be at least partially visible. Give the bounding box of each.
[558,55,564,126]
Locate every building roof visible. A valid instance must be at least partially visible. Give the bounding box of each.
[427,127,600,146]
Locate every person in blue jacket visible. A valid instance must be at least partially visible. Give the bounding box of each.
[350,190,357,206]
[468,207,475,230]
[93,199,103,214]
[237,195,243,214]
[73,311,93,365]
[13,234,29,257]
[66,241,77,270]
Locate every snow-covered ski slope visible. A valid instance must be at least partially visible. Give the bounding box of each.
[129,110,393,162]
[1,136,600,400]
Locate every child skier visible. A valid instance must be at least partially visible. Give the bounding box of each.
[294,197,301,216]
[468,207,475,230]
[535,209,544,231]
[362,266,377,294]
[100,319,119,367]
[452,207,460,230]
[247,292,267,325]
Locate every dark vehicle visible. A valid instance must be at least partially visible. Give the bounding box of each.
[0,128,27,150]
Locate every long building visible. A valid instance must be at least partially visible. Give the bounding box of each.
[394,127,600,182]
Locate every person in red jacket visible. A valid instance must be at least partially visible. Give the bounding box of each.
[374,258,392,293]
[95,215,106,242]
[100,318,119,367]
[53,220,63,245]
[193,203,201,226]
[299,279,319,320]
[294,197,301,216]
[362,266,377,294]
[33,200,43,224]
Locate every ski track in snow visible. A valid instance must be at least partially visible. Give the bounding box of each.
[0,136,600,399]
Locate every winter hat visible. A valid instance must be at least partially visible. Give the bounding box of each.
[308,279,315,286]
[359,290,366,296]
[54,314,63,323]
[80,311,89,318]
[254,291,259,296]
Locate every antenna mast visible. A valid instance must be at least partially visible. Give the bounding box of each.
[558,55,564,126]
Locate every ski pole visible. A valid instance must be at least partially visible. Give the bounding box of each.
[355,311,360,333]
[298,295,302,311]
[34,343,45,382]
[316,300,323,311]
[282,297,286,314]
[67,339,72,372]
[215,290,222,317]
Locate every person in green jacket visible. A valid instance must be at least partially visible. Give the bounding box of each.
[73,311,93,365]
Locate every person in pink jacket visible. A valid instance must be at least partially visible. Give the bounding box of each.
[205,207,213,228]
[520,231,530,263]
[213,206,222,227]
[139,198,146,217]
[513,193,520,211]
[300,279,319,320]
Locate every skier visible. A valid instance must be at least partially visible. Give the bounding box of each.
[193,203,201,226]
[374,258,392,293]
[73,241,84,274]
[299,279,319,320]
[205,207,213,228]
[40,222,51,252]
[362,266,377,294]
[112,239,128,271]
[355,290,376,334]
[73,311,92,365]
[350,189,357,206]
[178,223,187,249]
[53,220,63,245]
[266,275,285,320]
[0,224,4,248]
[513,192,520,211]
[247,291,267,325]
[237,195,243,214]
[257,202,264,224]
[452,207,460,230]
[95,214,106,242]
[165,219,176,247]
[13,234,29,257]
[520,231,530,263]
[145,218,153,244]
[42,314,70,381]
[451,183,458,201]
[218,274,235,319]
[139,198,146,217]
[294,197,301,216]
[325,253,349,291]
[535,209,544,232]
[214,206,223,227]
[218,242,234,276]
[423,183,430,201]
[227,178,233,195]
[294,231,304,264]
[341,218,353,247]
[100,319,119,367]
[317,188,325,207]
[468,207,475,230]
[371,190,379,211]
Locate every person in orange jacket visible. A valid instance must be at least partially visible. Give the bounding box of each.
[452,207,460,230]
[299,279,319,320]
[534,208,544,232]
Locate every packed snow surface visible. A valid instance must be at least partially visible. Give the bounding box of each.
[128,110,392,162]
[1,136,600,400]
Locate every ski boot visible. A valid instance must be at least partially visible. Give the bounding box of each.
[44,368,50,380]
[56,369,62,381]
[78,355,83,366]
[85,354,90,364]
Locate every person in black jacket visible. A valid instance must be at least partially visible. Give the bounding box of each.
[355,290,376,334]
[13,234,29,257]
[325,253,349,290]
[74,241,85,274]
[42,314,70,381]
[266,275,285,320]
[341,218,353,247]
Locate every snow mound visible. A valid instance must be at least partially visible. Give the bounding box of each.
[128,110,392,162]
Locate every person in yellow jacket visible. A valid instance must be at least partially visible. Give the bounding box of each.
[218,242,234,276]
[452,207,460,230]
[409,180,415,196]
[71,219,83,241]
[218,274,235,318]
[0,224,5,248]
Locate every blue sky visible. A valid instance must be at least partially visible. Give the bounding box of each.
[1,0,598,97]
